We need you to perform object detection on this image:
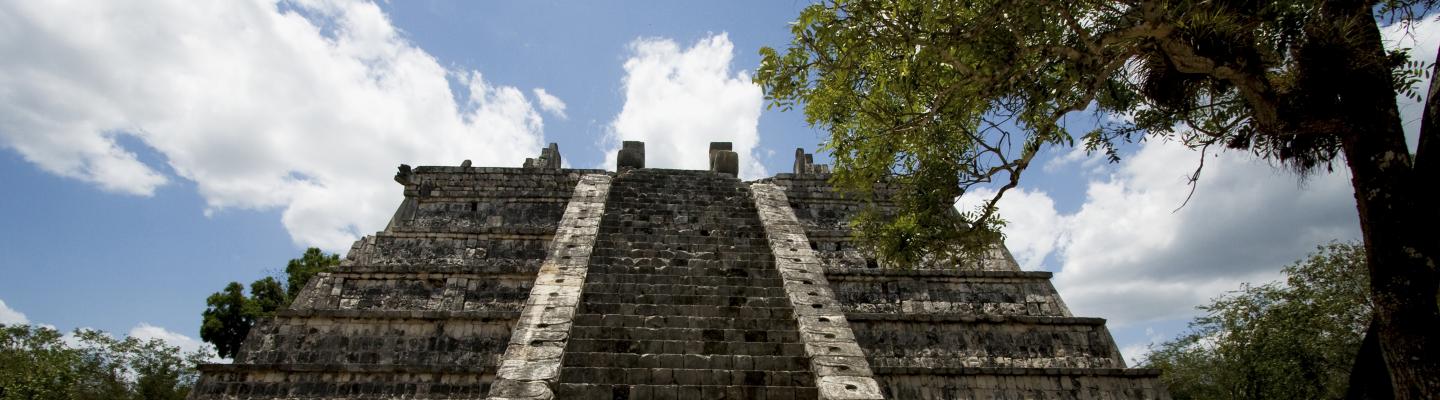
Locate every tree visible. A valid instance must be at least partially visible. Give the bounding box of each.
[199,282,251,360]
[1144,242,1371,399]
[199,247,338,359]
[285,247,340,302]
[0,324,205,400]
[756,0,1439,395]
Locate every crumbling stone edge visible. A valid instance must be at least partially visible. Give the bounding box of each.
[486,174,613,400]
[750,183,887,400]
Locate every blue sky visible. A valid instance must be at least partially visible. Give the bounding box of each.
[0,0,1431,361]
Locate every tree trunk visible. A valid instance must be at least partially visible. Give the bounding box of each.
[1347,320,1394,400]
[1332,5,1440,398]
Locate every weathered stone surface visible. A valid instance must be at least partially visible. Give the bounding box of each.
[488,174,612,399]
[711,150,739,176]
[550,169,821,398]
[523,143,562,170]
[794,148,831,175]
[753,182,881,399]
[192,166,597,400]
[707,142,738,176]
[617,141,645,169]
[192,148,1166,399]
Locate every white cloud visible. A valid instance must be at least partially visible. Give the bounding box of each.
[129,322,213,356]
[962,139,1360,327]
[1118,327,1168,366]
[958,187,1065,271]
[532,88,568,119]
[0,299,28,325]
[1382,16,1440,152]
[0,0,548,251]
[602,33,767,179]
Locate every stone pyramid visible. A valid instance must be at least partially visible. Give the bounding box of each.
[191,142,1168,399]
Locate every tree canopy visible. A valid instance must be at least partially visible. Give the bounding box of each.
[199,247,338,359]
[0,324,206,400]
[1144,242,1371,399]
[758,0,1440,396]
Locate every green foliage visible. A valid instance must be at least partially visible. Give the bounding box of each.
[755,0,1432,266]
[245,277,286,319]
[0,324,207,400]
[1142,242,1371,399]
[199,282,251,359]
[200,247,338,359]
[284,248,339,302]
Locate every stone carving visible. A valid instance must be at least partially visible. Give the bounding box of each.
[617,141,644,169]
[794,148,832,175]
[709,142,739,176]
[524,143,562,170]
[190,146,1167,399]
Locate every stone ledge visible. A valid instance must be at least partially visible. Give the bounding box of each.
[826,269,1052,280]
[412,166,608,174]
[845,313,1105,325]
[417,195,574,202]
[381,227,558,237]
[274,309,520,321]
[871,366,1162,377]
[323,267,537,277]
[197,363,490,374]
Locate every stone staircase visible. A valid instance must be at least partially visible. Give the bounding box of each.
[553,169,820,399]
[761,169,1166,399]
[190,163,602,399]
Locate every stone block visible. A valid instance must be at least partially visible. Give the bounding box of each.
[711,150,739,176]
[618,141,645,169]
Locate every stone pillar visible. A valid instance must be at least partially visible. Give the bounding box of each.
[708,142,738,176]
[617,141,645,169]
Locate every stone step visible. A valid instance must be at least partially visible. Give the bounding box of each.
[869,366,1162,376]
[580,273,783,287]
[592,237,772,248]
[572,314,804,331]
[587,263,780,275]
[557,367,814,387]
[561,352,811,370]
[578,303,797,320]
[581,293,791,307]
[589,250,775,262]
[583,282,784,297]
[825,268,1054,280]
[553,383,820,400]
[849,316,1125,369]
[589,253,773,262]
[272,309,518,321]
[569,326,800,343]
[564,338,807,357]
[594,236,768,244]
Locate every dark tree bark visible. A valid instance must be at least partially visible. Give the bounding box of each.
[1327,2,1440,397]
[1348,320,1395,400]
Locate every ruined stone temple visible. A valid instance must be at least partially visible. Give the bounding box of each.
[192,142,1168,399]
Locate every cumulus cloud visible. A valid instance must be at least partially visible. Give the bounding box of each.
[532,88,568,119]
[602,33,767,178]
[0,299,28,325]
[129,322,213,356]
[962,140,1359,327]
[0,0,548,251]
